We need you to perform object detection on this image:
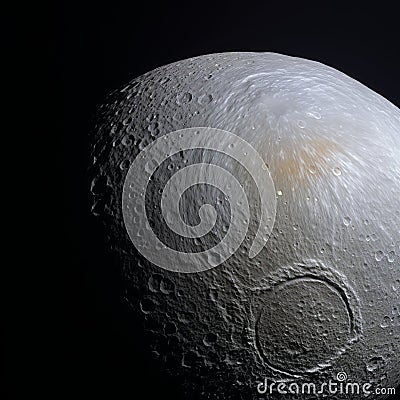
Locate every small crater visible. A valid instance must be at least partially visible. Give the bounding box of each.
[392,279,400,291]
[203,332,218,346]
[140,298,155,313]
[121,134,134,146]
[176,92,193,105]
[375,251,384,262]
[380,316,391,328]
[387,251,396,263]
[122,116,133,126]
[160,278,175,294]
[366,356,386,373]
[148,274,162,292]
[119,159,130,170]
[164,321,177,335]
[333,167,342,176]
[91,175,109,195]
[198,94,213,105]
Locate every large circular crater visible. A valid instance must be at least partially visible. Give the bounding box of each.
[255,276,360,375]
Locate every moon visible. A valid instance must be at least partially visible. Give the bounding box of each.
[90,52,399,399]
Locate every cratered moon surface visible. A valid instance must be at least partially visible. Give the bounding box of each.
[90,52,399,399]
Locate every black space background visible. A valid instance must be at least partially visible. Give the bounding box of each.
[59,2,400,400]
